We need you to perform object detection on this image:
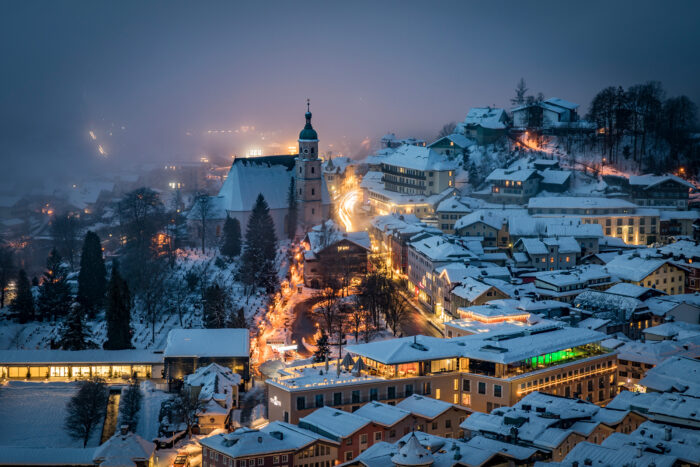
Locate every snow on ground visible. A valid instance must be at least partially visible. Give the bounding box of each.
[137,380,171,441]
[0,381,101,448]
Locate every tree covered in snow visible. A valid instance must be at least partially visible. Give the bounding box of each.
[203,283,230,328]
[313,332,330,363]
[59,303,94,350]
[10,268,34,323]
[64,378,108,447]
[241,194,278,293]
[119,382,142,432]
[77,231,107,317]
[37,248,72,322]
[172,388,204,438]
[286,177,298,240]
[104,260,132,350]
[220,216,241,258]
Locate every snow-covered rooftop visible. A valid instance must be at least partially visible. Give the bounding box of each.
[92,430,155,467]
[628,174,694,190]
[353,401,411,427]
[528,196,637,210]
[486,168,539,182]
[299,406,372,439]
[380,145,458,172]
[396,394,462,419]
[305,220,371,254]
[163,328,249,358]
[604,254,671,282]
[639,356,700,397]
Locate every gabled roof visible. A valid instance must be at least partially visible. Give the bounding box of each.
[93,431,155,467]
[544,97,579,110]
[396,394,459,420]
[299,406,372,439]
[629,174,694,190]
[604,254,674,282]
[353,401,411,427]
[486,168,540,182]
[454,210,508,231]
[218,156,296,212]
[305,221,371,254]
[462,107,508,129]
[428,133,472,149]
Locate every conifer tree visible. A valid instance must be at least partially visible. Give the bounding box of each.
[10,269,34,323]
[77,231,107,317]
[313,332,331,363]
[241,194,278,290]
[37,248,72,322]
[220,216,241,258]
[203,283,230,328]
[286,177,298,240]
[104,260,132,350]
[59,303,93,350]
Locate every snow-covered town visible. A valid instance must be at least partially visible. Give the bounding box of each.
[1,2,700,467]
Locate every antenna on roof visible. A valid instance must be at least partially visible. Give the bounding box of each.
[306,98,310,112]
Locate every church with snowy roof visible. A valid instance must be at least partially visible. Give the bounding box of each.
[190,103,331,242]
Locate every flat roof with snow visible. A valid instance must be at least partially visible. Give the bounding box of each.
[163,329,249,358]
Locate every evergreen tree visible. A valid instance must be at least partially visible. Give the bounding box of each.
[511,78,528,106]
[468,162,480,188]
[10,269,34,323]
[37,248,72,322]
[0,246,14,308]
[241,194,278,291]
[220,216,242,258]
[286,177,298,240]
[227,307,247,328]
[59,303,93,350]
[104,260,132,349]
[203,283,230,328]
[77,231,107,317]
[313,332,331,363]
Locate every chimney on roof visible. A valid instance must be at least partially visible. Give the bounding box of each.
[120,425,129,436]
[635,447,643,458]
[664,426,672,441]
[258,436,263,443]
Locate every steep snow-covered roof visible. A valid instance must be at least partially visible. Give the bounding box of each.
[93,431,155,467]
[380,145,458,172]
[354,401,411,427]
[539,169,571,186]
[391,433,434,466]
[607,391,700,427]
[261,421,337,448]
[544,97,579,110]
[428,133,472,149]
[201,428,297,458]
[410,236,475,263]
[486,168,539,182]
[305,220,371,253]
[629,174,694,190]
[462,107,507,129]
[164,329,249,358]
[451,277,502,302]
[218,156,296,212]
[605,282,657,298]
[454,210,508,231]
[639,356,700,397]
[299,406,372,439]
[396,394,459,419]
[604,254,671,282]
[184,363,242,402]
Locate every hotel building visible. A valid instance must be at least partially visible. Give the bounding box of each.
[266,323,617,424]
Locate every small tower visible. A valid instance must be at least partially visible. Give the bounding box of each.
[391,433,434,467]
[295,100,324,231]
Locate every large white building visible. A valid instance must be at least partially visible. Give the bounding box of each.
[189,104,331,240]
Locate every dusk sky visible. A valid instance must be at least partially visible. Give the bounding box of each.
[1,0,699,189]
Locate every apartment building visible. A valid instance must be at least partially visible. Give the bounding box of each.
[266,324,618,424]
[527,197,660,246]
[628,174,694,210]
[604,253,687,295]
[485,168,542,204]
[454,211,510,248]
[406,236,475,313]
[531,266,616,302]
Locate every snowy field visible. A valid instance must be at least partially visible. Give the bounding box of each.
[0,381,101,448]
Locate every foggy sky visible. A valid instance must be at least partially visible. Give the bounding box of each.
[1,0,699,190]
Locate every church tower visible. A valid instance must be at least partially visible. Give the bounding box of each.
[295,100,324,230]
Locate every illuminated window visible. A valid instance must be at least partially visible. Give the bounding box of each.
[565,256,570,262]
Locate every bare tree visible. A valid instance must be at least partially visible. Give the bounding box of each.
[0,246,14,308]
[64,378,108,447]
[192,192,212,253]
[385,287,411,336]
[313,281,342,339]
[346,296,368,344]
[438,122,457,138]
[51,213,82,270]
[174,388,204,438]
[138,258,168,343]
